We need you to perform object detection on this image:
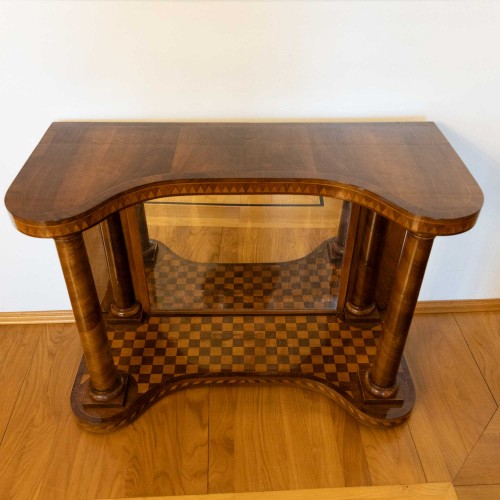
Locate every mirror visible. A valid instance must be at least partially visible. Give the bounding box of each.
[138,195,350,315]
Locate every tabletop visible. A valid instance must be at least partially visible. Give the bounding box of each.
[5,122,483,238]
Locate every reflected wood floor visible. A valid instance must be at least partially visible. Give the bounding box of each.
[0,196,499,499]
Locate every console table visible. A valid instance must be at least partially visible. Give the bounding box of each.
[5,122,483,432]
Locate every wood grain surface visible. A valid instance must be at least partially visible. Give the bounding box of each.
[0,324,82,499]
[454,312,500,403]
[5,122,483,237]
[0,312,498,498]
[405,314,497,482]
[0,325,40,441]
[454,409,500,486]
[455,484,500,500]
[145,195,340,229]
[208,385,358,493]
[103,482,459,499]
[0,324,210,499]
[145,194,340,263]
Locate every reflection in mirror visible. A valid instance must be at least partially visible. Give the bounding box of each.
[138,195,350,315]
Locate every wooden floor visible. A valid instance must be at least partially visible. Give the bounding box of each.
[0,196,499,499]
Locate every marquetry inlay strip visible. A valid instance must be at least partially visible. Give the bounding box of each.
[16,180,478,238]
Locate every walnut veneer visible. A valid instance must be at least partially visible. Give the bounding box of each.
[5,122,483,431]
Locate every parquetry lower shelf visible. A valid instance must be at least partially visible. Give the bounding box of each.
[71,314,414,432]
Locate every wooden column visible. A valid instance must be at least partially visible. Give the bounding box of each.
[345,209,387,316]
[135,203,158,265]
[101,212,142,322]
[374,221,407,311]
[55,233,126,402]
[364,231,434,397]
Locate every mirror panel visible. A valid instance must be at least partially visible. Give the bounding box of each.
[140,195,349,314]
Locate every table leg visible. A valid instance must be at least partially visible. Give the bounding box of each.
[101,212,142,322]
[345,209,387,316]
[55,233,126,402]
[364,231,434,397]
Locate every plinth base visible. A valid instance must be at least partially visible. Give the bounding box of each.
[71,314,415,433]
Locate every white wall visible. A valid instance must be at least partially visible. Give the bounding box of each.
[1,1,499,311]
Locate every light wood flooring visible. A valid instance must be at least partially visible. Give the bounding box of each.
[0,196,499,499]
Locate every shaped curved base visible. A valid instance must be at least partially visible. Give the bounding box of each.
[71,314,415,433]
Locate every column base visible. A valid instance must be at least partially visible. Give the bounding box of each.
[344,301,380,322]
[107,302,143,325]
[359,371,406,403]
[81,372,130,409]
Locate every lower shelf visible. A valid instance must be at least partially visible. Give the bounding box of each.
[71,314,415,432]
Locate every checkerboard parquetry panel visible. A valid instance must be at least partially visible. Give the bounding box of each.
[146,240,341,313]
[109,315,380,401]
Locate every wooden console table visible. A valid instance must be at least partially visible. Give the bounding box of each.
[5,122,483,432]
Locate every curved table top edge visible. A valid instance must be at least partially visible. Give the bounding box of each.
[5,121,484,238]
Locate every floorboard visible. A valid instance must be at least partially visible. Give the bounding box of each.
[0,325,40,443]
[358,422,426,486]
[148,225,223,264]
[207,384,356,493]
[0,324,81,500]
[42,387,210,500]
[218,227,337,263]
[145,195,341,230]
[453,408,500,486]
[404,314,497,483]
[453,312,500,404]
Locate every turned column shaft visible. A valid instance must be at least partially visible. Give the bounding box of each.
[55,233,122,397]
[101,212,141,318]
[346,209,387,316]
[367,231,434,394]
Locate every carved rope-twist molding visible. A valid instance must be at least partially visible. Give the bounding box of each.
[72,375,410,433]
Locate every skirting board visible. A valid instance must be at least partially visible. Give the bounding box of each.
[414,299,500,314]
[0,310,75,325]
[0,299,499,325]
